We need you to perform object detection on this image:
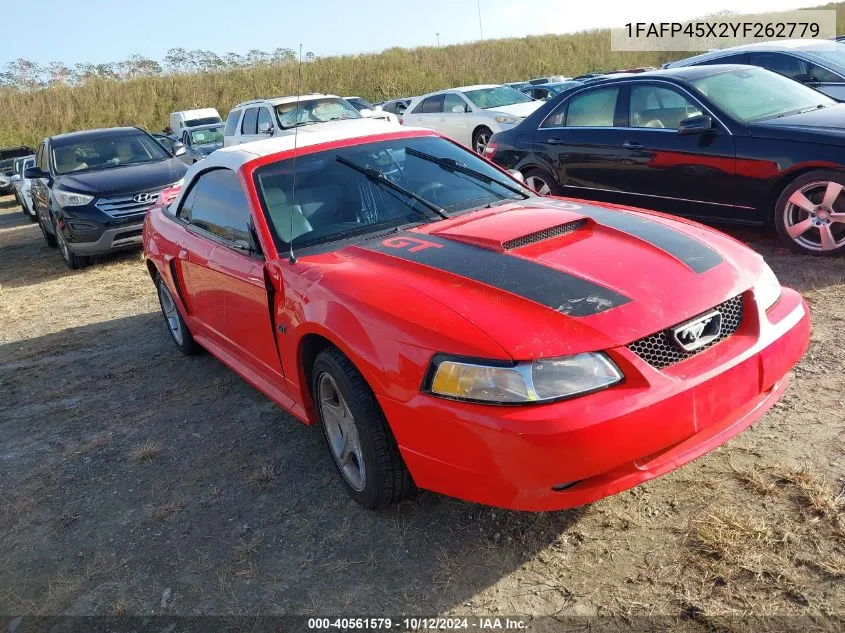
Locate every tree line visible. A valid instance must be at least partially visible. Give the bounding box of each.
[0,47,317,90]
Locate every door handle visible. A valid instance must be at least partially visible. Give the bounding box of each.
[546,137,564,145]
[622,141,645,150]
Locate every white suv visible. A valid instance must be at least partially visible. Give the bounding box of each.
[223,94,396,147]
[401,85,543,154]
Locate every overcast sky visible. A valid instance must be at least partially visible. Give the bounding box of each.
[0,0,813,67]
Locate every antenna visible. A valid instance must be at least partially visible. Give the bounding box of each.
[288,43,303,264]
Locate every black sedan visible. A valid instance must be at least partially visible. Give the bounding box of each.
[486,65,845,255]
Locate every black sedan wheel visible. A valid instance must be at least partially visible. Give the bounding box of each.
[775,170,845,255]
[523,168,562,196]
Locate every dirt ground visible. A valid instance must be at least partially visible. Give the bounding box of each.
[0,194,842,628]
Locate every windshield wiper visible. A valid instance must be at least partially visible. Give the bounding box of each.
[404,146,530,199]
[335,156,449,220]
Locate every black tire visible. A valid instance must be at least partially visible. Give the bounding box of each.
[54,217,89,270]
[472,126,493,155]
[774,169,845,255]
[156,274,199,355]
[523,168,562,196]
[311,347,414,509]
[38,212,57,248]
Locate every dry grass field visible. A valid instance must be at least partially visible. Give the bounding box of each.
[3,1,845,147]
[0,192,842,629]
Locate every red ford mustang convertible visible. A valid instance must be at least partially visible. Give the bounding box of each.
[143,120,810,511]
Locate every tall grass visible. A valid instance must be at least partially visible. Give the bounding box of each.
[2,3,844,147]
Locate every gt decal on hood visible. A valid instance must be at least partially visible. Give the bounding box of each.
[363,232,630,317]
[578,206,723,274]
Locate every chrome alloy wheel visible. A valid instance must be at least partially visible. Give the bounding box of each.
[318,372,366,492]
[525,174,552,195]
[784,180,845,252]
[158,282,184,346]
[474,131,491,154]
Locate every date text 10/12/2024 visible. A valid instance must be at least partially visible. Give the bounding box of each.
[307,617,528,630]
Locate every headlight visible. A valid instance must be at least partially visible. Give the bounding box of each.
[753,263,781,311]
[54,190,93,207]
[426,352,623,404]
[494,116,521,125]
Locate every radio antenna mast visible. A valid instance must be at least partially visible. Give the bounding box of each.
[288,43,303,264]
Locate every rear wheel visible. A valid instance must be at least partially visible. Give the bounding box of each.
[473,126,493,155]
[312,347,414,509]
[54,218,89,270]
[523,168,562,196]
[774,170,845,255]
[156,274,199,355]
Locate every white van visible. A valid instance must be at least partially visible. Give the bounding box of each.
[168,108,222,136]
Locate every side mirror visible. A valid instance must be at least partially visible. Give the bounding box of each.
[507,169,525,183]
[10,174,20,183]
[172,141,187,156]
[374,105,384,111]
[451,105,466,114]
[793,73,814,83]
[25,167,46,179]
[258,121,275,135]
[359,108,374,117]
[677,114,713,136]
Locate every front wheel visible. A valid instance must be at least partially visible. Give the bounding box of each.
[312,347,414,509]
[473,126,493,155]
[54,218,89,270]
[38,212,57,248]
[774,170,845,255]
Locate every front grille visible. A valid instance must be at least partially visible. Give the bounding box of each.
[628,294,744,370]
[96,190,162,218]
[502,220,587,250]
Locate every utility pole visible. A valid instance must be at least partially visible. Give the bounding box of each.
[436,32,440,46]
[477,0,483,40]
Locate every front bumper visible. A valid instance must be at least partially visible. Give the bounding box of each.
[378,288,810,511]
[65,223,144,254]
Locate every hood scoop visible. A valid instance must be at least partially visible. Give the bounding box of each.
[431,206,590,252]
[503,219,587,250]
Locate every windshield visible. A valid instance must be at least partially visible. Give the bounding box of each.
[253,135,531,251]
[185,116,222,128]
[688,67,835,122]
[190,127,224,145]
[51,132,172,175]
[462,86,533,109]
[275,98,362,130]
[800,42,845,69]
[345,98,373,111]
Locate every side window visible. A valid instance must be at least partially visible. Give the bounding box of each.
[184,169,253,247]
[565,87,620,127]
[176,183,197,222]
[630,85,702,129]
[698,53,749,66]
[442,93,467,113]
[421,95,445,114]
[224,109,241,136]
[748,52,806,80]
[807,62,842,83]
[257,107,274,131]
[37,143,48,172]
[241,107,259,135]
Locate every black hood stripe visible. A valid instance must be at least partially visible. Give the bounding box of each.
[579,206,723,274]
[362,232,630,317]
